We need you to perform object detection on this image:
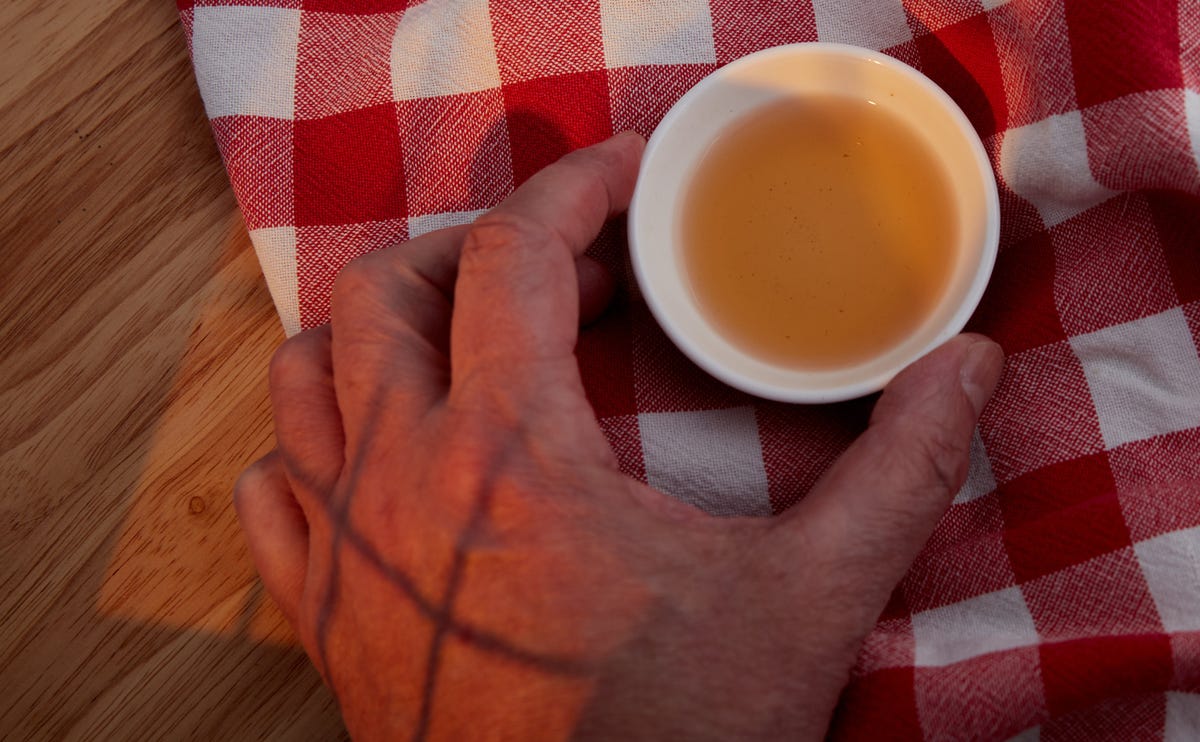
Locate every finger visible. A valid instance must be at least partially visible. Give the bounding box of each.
[332,225,469,358]
[577,255,616,326]
[451,132,644,392]
[777,334,1004,602]
[336,228,615,342]
[329,227,466,449]
[482,131,644,252]
[269,324,344,515]
[234,451,309,626]
[330,227,620,447]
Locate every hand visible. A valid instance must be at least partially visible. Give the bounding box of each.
[235,132,1004,741]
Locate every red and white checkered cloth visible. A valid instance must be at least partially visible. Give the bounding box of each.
[179,0,1200,738]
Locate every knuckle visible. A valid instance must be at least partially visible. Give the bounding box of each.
[329,254,387,315]
[232,461,266,510]
[462,213,546,263]
[268,333,312,390]
[887,417,970,499]
[565,143,624,179]
[914,428,970,496]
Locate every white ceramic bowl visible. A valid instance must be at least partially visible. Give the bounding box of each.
[628,42,1000,403]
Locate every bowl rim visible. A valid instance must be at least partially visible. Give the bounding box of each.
[627,41,1001,404]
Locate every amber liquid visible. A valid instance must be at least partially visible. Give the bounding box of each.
[682,95,957,369]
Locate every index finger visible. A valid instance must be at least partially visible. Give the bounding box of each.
[450,132,645,391]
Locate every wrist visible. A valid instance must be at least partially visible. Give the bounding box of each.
[576,565,843,741]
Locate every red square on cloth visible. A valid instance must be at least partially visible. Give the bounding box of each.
[210,115,293,230]
[901,0,986,35]
[904,498,1015,613]
[630,304,755,413]
[1184,0,1200,90]
[1171,632,1200,690]
[913,648,1046,742]
[906,531,1016,614]
[999,453,1118,529]
[1022,549,1162,640]
[708,0,817,63]
[502,70,613,187]
[489,0,605,84]
[754,399,869,513]
[1064,0,1184,108]
[855,616,916,674]
[301,0,406,11]
[1112,451,1200,543]
[293,103,406,227]
[1110,429,1200,497]
[1083,89,1200,195]
[577,307,637,419]
[1040,693,1166,741]
[831,667,923,741]
[1051,194,1178,338]
[991,179,1051,247]
[607,63,718,137]
[398,89,513,216]
[999,454,1130,582]
[1004,489,1132,585]
[978,341,1104,484]
[295,10,399,120]
[986,0,1078,128]
[1149,191,1200,306]
[1039,634,1173,716]
[913,13,1007,136]
[969,230,1067,355]
[194,0,300,6]
[180,5,194,46]
[931,489,1006,548]
[296,218,407,328]
[881,38,922,71]
[598,414,646,481]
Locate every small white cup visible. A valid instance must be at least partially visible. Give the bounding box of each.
[628,43,999,403]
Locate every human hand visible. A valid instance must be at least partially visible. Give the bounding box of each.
[235,132,1004,741]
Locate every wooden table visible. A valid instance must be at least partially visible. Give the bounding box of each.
[0,1,346,737]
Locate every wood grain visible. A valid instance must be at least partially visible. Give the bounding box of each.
[0,0,346,738]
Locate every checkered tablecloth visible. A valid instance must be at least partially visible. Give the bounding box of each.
[179,0,1200,738]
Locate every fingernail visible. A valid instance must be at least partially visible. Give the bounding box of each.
[959,339,1003,417]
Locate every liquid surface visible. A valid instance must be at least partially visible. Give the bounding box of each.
[682,95,957,369]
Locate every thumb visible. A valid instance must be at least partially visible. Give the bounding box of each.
[233,451,309,627]
[775,334,1004,604]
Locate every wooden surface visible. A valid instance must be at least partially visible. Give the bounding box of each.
[0,1,347,738]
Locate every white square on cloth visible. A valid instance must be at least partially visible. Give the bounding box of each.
[953,429,998,505]
[1070,308,1200,450]
[1000,110,1118,228]
[192,6,301,119]
[912,587,1040,667]
[391,0,502,101]
[638,407,772,517]
[1134,525,1200,633]
[249,226,300,337]
[1187,90,1200,179]
[407,210,488,238]
[811,0,912,50]
[1167,692,1200,741]
[599,0,717,68]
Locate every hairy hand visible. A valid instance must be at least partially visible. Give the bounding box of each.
[235,132,1004,741]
